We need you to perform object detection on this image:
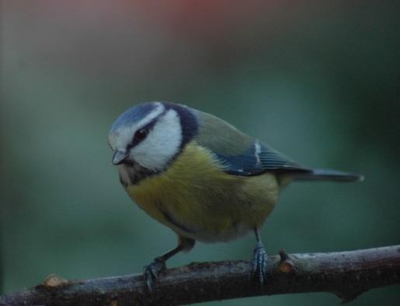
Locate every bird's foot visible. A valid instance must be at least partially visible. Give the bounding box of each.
[143,257,166,292]
[252,244,268,285]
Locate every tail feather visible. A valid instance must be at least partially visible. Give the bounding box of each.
[293,168,364,182]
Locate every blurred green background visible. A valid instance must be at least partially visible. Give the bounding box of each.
[1,1,399,305]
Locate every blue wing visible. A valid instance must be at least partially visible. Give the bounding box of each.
[192,110,362,181]
[214,141,312,176]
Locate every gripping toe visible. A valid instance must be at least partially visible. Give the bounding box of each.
[143,257,166,292]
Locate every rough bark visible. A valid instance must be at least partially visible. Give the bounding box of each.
[1,245,399,306]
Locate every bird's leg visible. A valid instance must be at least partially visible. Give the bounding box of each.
[144,236,195,292]
[252,227,268,285]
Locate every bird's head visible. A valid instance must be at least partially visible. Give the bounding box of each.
[108,102,198,175]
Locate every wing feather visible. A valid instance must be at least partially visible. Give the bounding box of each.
[193,110,310,176]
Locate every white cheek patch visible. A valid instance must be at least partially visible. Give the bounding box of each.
[132,109,182,171]
[109,103,165,150]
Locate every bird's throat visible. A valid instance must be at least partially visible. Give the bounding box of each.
[118,162,156,186]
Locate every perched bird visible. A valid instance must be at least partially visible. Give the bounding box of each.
[108,101,363,290]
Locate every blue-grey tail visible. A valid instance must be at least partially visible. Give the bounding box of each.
[293,169,364,182]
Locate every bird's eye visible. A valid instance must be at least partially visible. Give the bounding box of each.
[134,128,149,143]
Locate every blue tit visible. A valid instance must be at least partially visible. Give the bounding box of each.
[108,101,363,290]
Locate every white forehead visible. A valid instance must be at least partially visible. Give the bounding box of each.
[109,103,165,150]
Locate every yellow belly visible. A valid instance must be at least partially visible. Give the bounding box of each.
[125,142,281,242]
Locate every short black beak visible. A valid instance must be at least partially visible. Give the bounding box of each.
[112,150,128,165]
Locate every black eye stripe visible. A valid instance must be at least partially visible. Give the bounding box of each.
[127,120,158,150]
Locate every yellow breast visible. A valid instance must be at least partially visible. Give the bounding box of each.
[125,141,281,242]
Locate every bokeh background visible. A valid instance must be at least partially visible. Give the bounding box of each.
[1,1,400,305]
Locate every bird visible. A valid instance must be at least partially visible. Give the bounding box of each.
[108,101,363,290]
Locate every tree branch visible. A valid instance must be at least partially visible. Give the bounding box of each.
[1,245,399,306]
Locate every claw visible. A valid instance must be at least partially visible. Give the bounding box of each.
[143,257,166,292]
[252,244,268,285]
